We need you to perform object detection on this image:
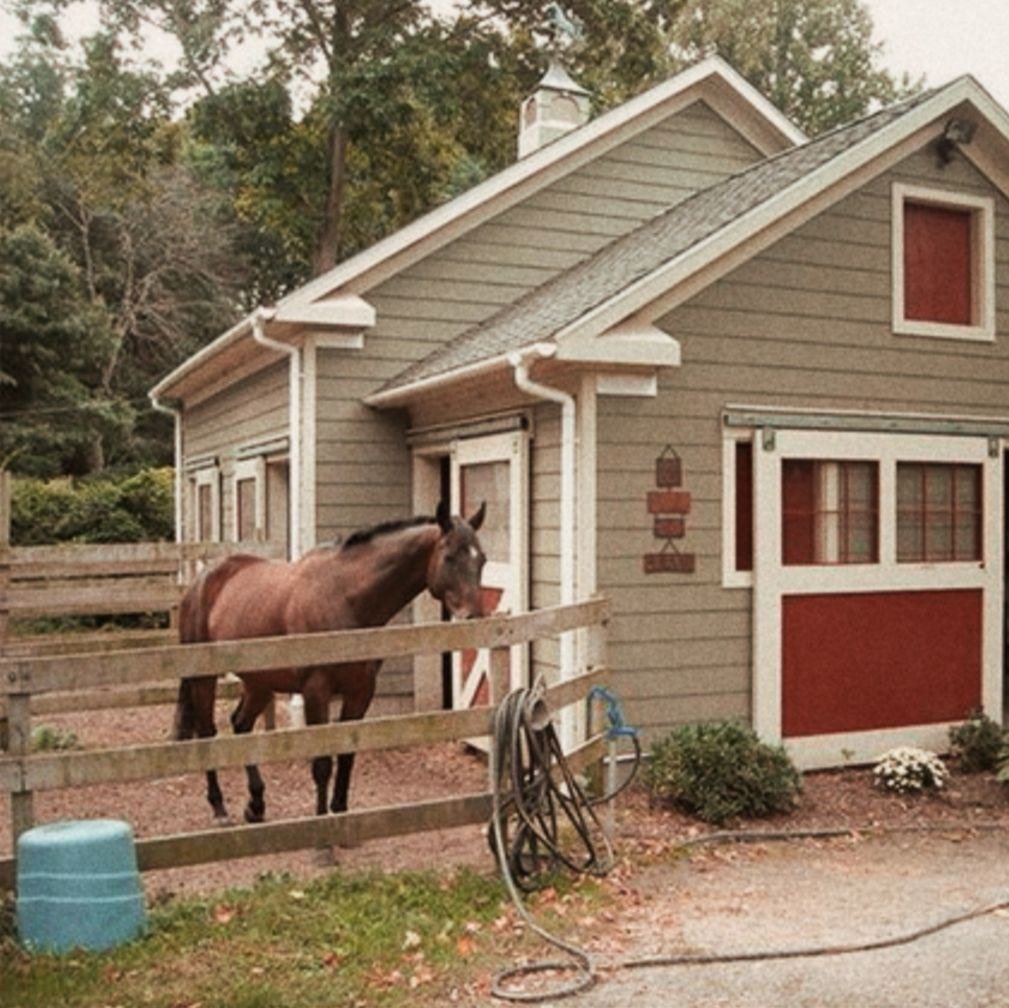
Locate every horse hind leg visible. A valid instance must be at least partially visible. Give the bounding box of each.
[330,664,378,817]
[231,683,274,824]
[303,678,334,818]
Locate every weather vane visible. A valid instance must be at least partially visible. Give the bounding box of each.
[545,3,583,51]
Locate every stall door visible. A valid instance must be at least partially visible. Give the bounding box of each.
[451,431,529,710]
[752,428,1002,769]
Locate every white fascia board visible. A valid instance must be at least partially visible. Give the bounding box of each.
[150,312,255,399]
[273,295,376,329]
[556,322,681,367]
[551,78,993,349]
[364,352,514,408]
[278,58,803,313]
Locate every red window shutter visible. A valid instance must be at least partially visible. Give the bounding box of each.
[904,202,972,324]
[734,441,753,571]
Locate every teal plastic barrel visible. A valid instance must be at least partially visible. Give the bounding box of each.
[16,820,146,953]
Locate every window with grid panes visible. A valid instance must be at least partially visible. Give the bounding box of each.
[896,463,981,562]
[782,460,878,566]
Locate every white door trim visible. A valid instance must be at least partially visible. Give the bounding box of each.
[753,428,1002,766]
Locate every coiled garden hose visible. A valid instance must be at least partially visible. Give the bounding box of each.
[487,684,1009,1004]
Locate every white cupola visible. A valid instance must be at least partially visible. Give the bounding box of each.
[517,59,591,159]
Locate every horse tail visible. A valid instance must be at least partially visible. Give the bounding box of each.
[174,554,264,741]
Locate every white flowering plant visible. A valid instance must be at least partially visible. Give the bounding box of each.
[873,746,948,794]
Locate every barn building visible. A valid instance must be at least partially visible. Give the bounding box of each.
[151,57,1009,767]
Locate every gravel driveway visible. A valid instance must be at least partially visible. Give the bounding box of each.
[541,830,1009,1008]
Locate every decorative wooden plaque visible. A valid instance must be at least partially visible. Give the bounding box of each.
[655,448,682,488]
[653,516,686,539]
[644,551,696,574]
[646,490,691,515]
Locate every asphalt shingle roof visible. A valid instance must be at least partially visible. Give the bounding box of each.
[381,87,940,395]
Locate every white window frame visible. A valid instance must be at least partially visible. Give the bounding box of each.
[192,465,221,543]
[891,182,995,343]
[753,429,1002,768]
[232,457,267,542]
[722,428,754,589]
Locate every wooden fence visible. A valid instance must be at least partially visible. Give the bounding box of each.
[0,597,610,890]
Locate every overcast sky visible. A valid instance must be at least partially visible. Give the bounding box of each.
[1,0,1008,113]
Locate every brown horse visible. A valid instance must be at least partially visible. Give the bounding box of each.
[175,500,486,825]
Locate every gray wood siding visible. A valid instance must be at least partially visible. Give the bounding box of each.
[183,361,289,541]
[595,145,1009,747]
[312,100,764,546]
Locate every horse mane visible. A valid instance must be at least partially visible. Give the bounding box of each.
[341,515,436,551]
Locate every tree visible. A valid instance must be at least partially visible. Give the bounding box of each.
[0,25,243,472]
[667,0,920,135]
[0,224,123,476]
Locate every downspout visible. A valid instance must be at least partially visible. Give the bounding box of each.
[252,307,305,727]
[148,391,183,544]
[508,344,578,750]
[251,307,301,559]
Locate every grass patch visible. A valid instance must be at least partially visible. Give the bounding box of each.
[0,865,605,1008]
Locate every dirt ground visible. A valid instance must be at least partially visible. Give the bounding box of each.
[6,695,1009,905]
[1,698,491,899]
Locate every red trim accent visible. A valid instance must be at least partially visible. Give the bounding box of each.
[782,589,982,737]
[904,202,972,324]
[654,517,686,539]
[734,441,753,572]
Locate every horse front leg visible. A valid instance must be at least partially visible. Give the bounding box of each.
[303,674,335,817]
[180,677,229,824]
[330,662,379,815]
[231,682,273,824]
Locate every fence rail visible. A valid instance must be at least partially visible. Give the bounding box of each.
[0,597,610,890]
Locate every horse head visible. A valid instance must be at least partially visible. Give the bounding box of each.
[428,499,487,619]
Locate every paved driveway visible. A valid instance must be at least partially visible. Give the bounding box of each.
[560,830,1009,1007]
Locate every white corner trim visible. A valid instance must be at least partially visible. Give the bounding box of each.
[556,322,681,367]
[890,182,996,343]
[595,373,658,397]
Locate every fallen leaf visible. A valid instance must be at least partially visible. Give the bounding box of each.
[211,905,235,925]
[402,929,422,950]
[288,890,306,900]
[456,936,476,957]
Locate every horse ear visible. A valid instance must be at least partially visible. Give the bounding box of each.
[468,500,486,532]
[436,499,452,533]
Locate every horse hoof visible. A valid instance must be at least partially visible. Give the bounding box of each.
[214,814,234,828]
[244,805,265,824]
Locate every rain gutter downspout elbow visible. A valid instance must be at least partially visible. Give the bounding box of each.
[251,307,302,559]
[148,391,183,545]
[509,344,578,747]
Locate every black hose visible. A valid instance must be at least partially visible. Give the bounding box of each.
[487,685,1009,1003]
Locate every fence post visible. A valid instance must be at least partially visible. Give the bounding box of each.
[584,602,608,799]
[8,692,34,846]
[0,469,10,750]
[489,645,511,705]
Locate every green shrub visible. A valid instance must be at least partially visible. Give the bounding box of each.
[948,709,1005,773]
[643,720,802,825]
[10,467,173,545]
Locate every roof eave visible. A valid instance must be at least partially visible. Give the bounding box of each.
[279,56,805,312]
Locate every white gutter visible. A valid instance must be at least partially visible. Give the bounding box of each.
[147,391,183,544]
[251,307,301,559]
[508,343,578,751]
